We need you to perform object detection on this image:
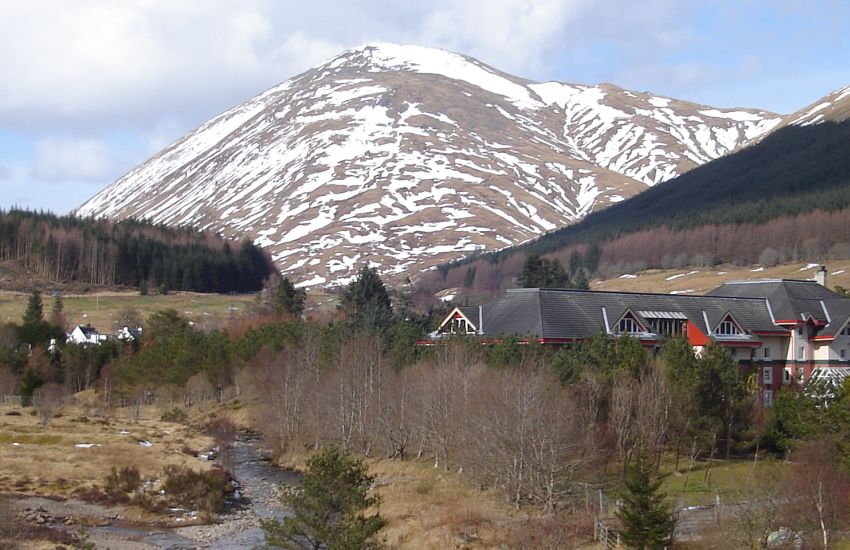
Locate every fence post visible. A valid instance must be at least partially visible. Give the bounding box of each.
[715,493,721,524]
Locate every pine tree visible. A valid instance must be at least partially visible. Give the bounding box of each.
[517,254,545,287]
[260,446,386,550]
[275,277,306,318]
[340,265,392,331]
[49,294,66,329]
[616,453,675,550]
[22,289,44,325]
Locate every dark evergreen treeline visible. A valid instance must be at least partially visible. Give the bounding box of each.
[523,119,850,255]
[0,209,275,293]
[421,120,850,295]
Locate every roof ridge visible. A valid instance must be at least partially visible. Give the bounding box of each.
[519,287,770,301]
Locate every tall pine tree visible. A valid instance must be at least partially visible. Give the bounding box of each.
[340,265,392,331]
[616,453,675,550]
[275,277,306,318]
[22,289,44,325]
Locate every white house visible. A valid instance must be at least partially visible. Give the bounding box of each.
[67,325,107,346]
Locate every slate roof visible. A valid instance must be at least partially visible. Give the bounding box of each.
[708,279,850,338]
[479,288,778,342]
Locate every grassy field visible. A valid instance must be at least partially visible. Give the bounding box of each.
[0,395,215,507]
[0,289,339,332]
[661,456,774,507]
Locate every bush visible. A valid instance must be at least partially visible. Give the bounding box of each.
[160,407,189,423]
[103,466,142,503]
[162,465,232,514]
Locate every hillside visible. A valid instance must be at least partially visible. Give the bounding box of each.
[0,210,275,294]
[76,43,780,287]
[422,86,850,297]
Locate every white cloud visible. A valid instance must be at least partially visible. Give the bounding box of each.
[416,0,585,76]
[33,137,114,181]
[0,1,342,131]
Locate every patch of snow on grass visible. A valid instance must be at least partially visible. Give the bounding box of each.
[619,274,638,279]
[832,270,846,275]
[750,267,765,272]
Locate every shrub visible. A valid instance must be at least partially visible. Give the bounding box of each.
[160,407,189,423]
[103,466,141,503]
[162,465,232,514]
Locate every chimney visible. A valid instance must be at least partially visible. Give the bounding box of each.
[815,266,828,287]
[478,304,484,335]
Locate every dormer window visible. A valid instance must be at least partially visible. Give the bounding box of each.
[715,319,741,336]
[616,313,643,334]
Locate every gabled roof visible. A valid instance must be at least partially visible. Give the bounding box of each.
[707,279,838,322]
[479,288,776,341]
[456,306,481,329]
[708,279,850,338]
[76,325,99,336]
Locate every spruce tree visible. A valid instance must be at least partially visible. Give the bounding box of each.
[275,277,306,318]
[260,446,386,550]
[22,289,44,325]
[49,294,65,329]
[517,253,545,287]
[340,265,392,331]
[616,453,675,550]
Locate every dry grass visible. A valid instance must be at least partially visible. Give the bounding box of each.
[276,453,590,549]
[368,459,517,549]
[0,399,214,503]
[593,260,850,295]
[0,288,337,332]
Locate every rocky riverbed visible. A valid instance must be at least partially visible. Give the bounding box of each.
[5,434,300,549]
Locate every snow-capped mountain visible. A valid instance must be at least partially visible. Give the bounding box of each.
[77,43,783,287]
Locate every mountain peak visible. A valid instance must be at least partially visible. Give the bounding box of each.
[76,45,784,287]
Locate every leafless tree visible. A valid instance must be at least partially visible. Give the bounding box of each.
[785,440,850,549]
[33,382,64,428]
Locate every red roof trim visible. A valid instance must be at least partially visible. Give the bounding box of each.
[713,340,762,347]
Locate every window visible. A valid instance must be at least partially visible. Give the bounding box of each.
[648,318,687,336]
[841,326,850,336]
[842,349,847,360]
[796,367,805,379]
[716,320,741,335]
[798,346,806,360]
[763,347,770,359]
[763,390,773,407]
[617,316,642,334]
[763,367,772,386]
[783,369,791,384]
[797,326,804,336]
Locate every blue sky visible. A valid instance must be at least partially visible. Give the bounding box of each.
[1,0,848,214]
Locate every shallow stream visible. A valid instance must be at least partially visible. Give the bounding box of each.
[90,434,299,549]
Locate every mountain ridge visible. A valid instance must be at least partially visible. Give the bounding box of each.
[77,42,784,287]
